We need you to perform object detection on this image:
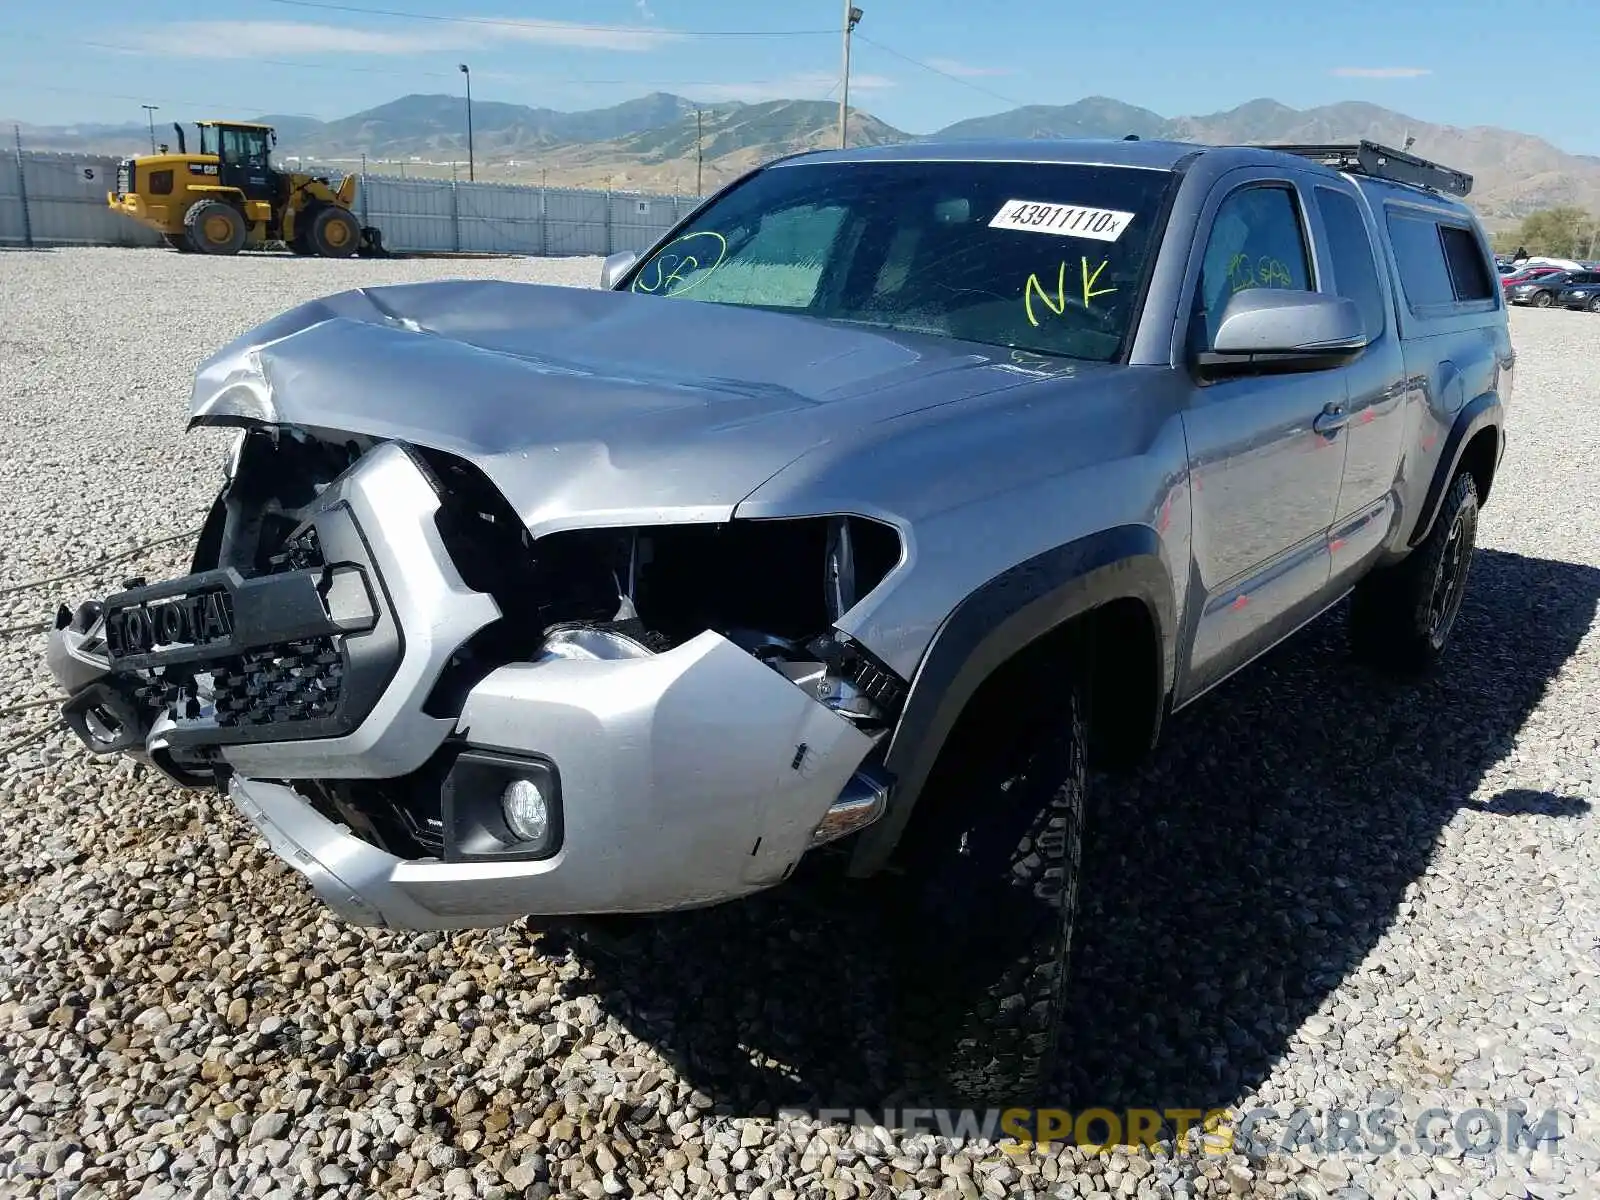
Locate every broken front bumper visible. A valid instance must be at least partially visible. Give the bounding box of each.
[45,443,887,927]
[229,631,882,928]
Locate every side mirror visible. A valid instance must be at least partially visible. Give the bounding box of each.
[601,250,640,290]
[1197,289,1368,377]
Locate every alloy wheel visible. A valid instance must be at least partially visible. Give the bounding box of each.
[1427,511,1471,649]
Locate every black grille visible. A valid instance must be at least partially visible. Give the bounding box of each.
[212,638,344,727]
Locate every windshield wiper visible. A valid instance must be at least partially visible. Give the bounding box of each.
[826,316,951,337]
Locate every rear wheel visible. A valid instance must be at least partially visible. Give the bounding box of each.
[1350,471,1479,674]
[1532,290,1554,308]
[889,680,1086,1105]
[309,206,361,258]
[183,200,246,255]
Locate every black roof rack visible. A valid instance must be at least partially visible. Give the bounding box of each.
[1257,140,1473,198]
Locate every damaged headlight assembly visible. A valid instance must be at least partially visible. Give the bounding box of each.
[416,480,910,855]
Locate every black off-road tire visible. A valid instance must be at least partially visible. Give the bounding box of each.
[890,684,1086,1106]
[309,206,361,258]
[1350,471,1479,673]
[183,200,247,255]
[162,233,195,253]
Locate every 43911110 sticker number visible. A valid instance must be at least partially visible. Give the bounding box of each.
[989,200,1135,242]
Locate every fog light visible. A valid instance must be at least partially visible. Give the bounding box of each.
[501,777,550,846]
[442,750,562,862]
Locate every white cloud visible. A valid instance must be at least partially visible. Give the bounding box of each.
[688,71,894,103]
[635,0,656,19]
[1329,66,1432,78]
[923,57,1015,78]
[487,18,673,51]
[124,16,677,59]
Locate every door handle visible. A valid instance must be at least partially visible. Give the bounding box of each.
[1313,404,1349,437]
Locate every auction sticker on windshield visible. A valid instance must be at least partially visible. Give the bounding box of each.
[989,200,1135,242]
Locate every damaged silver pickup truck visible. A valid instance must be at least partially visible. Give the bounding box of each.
[46,137,1510,1102]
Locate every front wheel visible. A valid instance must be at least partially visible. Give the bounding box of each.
[889,683,1086,1105]
[1588,295,1600,314]
[183,200,246,255]
[309,206,361,258]
[1350,471,1479,673]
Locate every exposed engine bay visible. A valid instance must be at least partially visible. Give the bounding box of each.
[53,426,910,861]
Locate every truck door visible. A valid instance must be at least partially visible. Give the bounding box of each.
[1176,171,1348,700]
[1309,183,1408,585]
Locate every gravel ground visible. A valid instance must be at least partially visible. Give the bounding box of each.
[0,247,1597,1200]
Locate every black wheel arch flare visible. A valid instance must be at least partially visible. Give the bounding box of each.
[1409,392,1504,549]
[846,523,1178,877]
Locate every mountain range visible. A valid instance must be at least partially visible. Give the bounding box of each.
[16,92,1600,222]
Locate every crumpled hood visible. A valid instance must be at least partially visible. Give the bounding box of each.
[190,279,1099,535]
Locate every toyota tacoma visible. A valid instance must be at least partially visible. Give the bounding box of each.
[46,137,1511,1103]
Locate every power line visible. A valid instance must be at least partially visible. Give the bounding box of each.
[852,32,1025,108]
[64,38,812,89]
[259,0,834,38]
[39,33,816,89]
[67,37,459,79]
[11,82,328,120]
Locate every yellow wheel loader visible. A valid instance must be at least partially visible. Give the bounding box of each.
[107,120,385,257]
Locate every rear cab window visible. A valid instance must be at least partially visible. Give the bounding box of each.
[1383,206,1500,315]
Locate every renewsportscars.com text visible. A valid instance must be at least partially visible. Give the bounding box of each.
[781,1106,1563,1157]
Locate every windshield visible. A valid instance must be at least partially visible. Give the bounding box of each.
[624,159,1175,362]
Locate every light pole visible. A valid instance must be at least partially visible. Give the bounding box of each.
[458,63,475,182]
[141,104,159,155]
[695,107,704,196]
[839,4,863,149]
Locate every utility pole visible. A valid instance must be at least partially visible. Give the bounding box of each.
[141,105,159,155]
[839,4,863,149]
[458,63,475,181]
[695,107,704,196]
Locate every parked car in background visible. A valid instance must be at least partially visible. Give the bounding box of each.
[1501,266,1560,289]
[1506,269,1596,306]
[1558,277,1600,312]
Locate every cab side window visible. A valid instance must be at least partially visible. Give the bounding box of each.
[242,130,269,168]
[219,129,268,168]
[1195,185,1313,348]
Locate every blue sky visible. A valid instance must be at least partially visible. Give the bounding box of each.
[4,0,1597,153]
